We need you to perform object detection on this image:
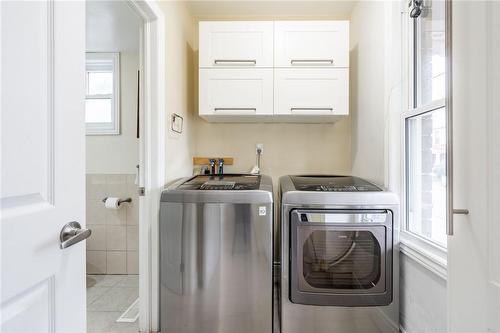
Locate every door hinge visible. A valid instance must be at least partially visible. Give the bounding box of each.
[138,187,145,196]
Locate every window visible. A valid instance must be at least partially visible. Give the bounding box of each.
[404,0,447,247]
[85,53,120,135]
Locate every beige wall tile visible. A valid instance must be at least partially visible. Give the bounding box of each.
[87,224,106,251]
[106,174,127,197]
[87,174,138,275]
[106,208,126,225]
[127,251,139,274]
[106,225,126,251]
[86,199,106,225]
[126,200,138,225]
[87,250,106,274]
[107,251,127,274]
[126,174,138,198]
[87,174,106,200]
[126,226,138,251]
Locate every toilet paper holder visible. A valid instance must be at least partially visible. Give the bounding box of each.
[102,197,132,206]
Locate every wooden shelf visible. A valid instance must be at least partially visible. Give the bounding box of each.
[193,157,234,166]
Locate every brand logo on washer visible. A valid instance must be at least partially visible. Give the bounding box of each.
[259,206,267,216]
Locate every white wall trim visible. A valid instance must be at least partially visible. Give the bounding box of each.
[400,236,447,280]
[125,1,165,332]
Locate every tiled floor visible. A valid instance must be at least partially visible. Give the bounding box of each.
[87,274,139,333]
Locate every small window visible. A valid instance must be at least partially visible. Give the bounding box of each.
[85,52,120,135]
[404,0,447,247]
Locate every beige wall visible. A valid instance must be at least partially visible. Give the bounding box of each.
[192,121,352,182]
[349,1,387,185]
[158,2,197,183]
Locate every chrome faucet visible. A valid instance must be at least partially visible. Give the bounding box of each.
[218,158,224,175]
[209,159,216,175]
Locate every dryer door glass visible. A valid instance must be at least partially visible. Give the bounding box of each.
[290,210,393,306]
[301,229,381,290]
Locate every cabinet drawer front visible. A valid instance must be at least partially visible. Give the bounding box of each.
[199,22,274,68]
[275,21,349,68]
[199,69,273,115]
[274,68,349,115]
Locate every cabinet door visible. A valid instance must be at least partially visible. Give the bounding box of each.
[274,68,349,115]
[199,21,273,68]
[274,21,349,68]
[199,69,273,117]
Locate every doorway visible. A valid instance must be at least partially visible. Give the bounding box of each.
[84,0,165,332]
[85,1,141,331]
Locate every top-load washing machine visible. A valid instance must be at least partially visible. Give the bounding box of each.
[278,175,399,333]
[159,174,273,333]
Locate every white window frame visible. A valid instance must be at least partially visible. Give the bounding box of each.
[400,0,449,274]
[85,52,120,135]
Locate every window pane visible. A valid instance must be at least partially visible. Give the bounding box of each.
[415,0,445,106]
[406,108,447,246]
[87,71,113,95]
[85,99,112,123]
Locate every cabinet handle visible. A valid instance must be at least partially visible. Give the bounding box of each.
[291,59,334,65]
[214,108,257,114]
[290,107,333,114]
[214,60,257,65]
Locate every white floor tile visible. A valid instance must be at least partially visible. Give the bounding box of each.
[87,274,139,333]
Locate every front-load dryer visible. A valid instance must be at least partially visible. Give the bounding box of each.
[278,175,399,333]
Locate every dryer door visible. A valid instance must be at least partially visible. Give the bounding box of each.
[290,210,393,306]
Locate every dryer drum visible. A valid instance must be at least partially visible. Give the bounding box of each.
[301,230,381,290]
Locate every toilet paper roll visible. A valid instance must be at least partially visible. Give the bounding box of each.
[104,197,120,210]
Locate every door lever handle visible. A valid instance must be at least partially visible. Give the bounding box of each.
[60,221,91,249]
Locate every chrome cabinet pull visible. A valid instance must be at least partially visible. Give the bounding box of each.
[214,60,257,65]
[291,59,334,65]
[214,108,257,114]
[60,221,91,249]
[290,107,333,114]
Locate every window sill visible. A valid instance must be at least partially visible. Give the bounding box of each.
[399,231,447,280]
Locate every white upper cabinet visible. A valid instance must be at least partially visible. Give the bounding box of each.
[274,68,349,116]
[199,68,273,121]
[198,20,350,122]
[274,21,349,68]
[199,21,274,68]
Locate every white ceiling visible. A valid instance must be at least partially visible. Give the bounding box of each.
[186,1,358,19]
[86,1,142,52]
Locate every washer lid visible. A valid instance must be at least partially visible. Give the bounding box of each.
[177,174,261,190]
[290,175,382,192]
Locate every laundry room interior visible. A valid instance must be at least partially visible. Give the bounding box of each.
[3,0,498,332]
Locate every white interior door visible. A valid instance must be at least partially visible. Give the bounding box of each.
[1,1,86,332]
[448,1,500,332]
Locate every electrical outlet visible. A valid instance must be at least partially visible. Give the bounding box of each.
[256,143,264,155]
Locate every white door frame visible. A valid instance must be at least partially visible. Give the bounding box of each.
[124,1,165,332]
